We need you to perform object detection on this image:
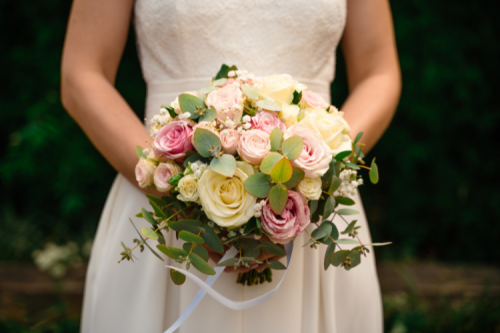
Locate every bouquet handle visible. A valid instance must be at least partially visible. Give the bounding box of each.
[164,241,294,333]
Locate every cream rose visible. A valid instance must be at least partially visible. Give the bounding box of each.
[258,74,298,106]
[300,108,352,156]
[135,158,156,188]
[279,103,300,128]
[237,129,271,166]
[220,129,241,155]
[197,162,256,228]
[297,177,322,200]
[177,174,199,202]
[205,82,243,122]
[154,160,183,192]
[299,91,329,109]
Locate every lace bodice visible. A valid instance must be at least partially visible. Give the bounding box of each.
[134,0,347,85]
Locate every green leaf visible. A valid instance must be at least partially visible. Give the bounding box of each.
[291,90,302,105]
[217,258,240,267]
[141,227,158,240]
[261,241,286,256]
[210,154,237,177]
[142,208,157,226]
[311,197,326,222]
[318,221,333,242]
[169,220,203,233]
[214,64,237,80]
[310,200,318,217]
[199,106,217,123]
[179,231,204,244]
[178,93,206,119]
[200,225,224,253]
[268,260,286,270]
[256,217,262,229]
[336,208,359,216]
[161,104,178,118]
[323,195,335,219]
[344,250,361,271]
[334,150,352,162]
[167,173,184,187]
[156,244,188,260]
[170,269,186,285]
[243,241,262,258]
[212,78,228,87]
[270,157,293,184]
[183,243,209,262]
[260,152,283,174]
[335,238,360,245]
[269,184,288,215]
[198,85,218,95]
[149,200,167,219]
[183,153,210,168]
[136,146,147,159]
[369,158,379,184]
[283,167,305,189]
[241,84,259,100]
[270,127,284,152]
[321,161,341,190]
[243,218,257,235]
[343,162,360,170]
[146,194,167,208]
[130,219,163,261]
[330,250,350,267]
[363,242,393,247]
[193,128,222,158]
[319,221,339,244]
[244,173,273,198]
[336,196,355,206]
[189,253,215,275]
[353,132,363,145]
[341,220,357,235]
[256,100,281,111]
[311,228,327,240]
[282,136,303,160]
[328,176,341,194]
[324,243,335,270]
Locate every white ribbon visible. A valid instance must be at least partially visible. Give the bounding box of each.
[164,241,294,333]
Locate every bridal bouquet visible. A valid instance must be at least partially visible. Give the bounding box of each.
[119,64,387,286]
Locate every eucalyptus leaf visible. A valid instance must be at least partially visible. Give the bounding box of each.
[217,257,240,267]
[270,127,284,152]
[319,221,339,244]
[310,200,318,217]
[199,106,217,123]
[343,162,360,170]
[363,242,393,246]
[321,160,341,190]
[324,243,335,270]
[256,100,281,111]
[341,220,358,235]
[243,218,257,235]
[318,221,333,242]
[178,93,206,119]
[130,219,163,261]
[244,241,262,258]
[183,243,209,262]
[344,250,361,271]
[212,78,228,86]
[335,238,360,245]
[200,225,224,252]
[261,241,286,256]
[170,269,186,285]
[198,85,218,95]
[283,167,305,189]
[260,152,283,174]
[169,220,203,234]
[136,146,147,159]
[142,208,157,226]
[193,128,222,158]
[330,250,350,267]
[269,184,288,215]
[336,196,355,206]
[244,173,273,198]
[156,244,188,260]
[210,154,237,177]
[311,197,326,222]
[369,158,379,184]
[323,195,336,219]
[270,157,293,184]
[141,227,158,240]
[336,208,359,216]
[149,200,167,219]
[146,194,167,208]
[179,231,204,244]
[311,228,327,240]
[189,253,215,275]
[241,84,259,100]
[268,260,286,270]
[334,150,352,162]
[353,132,364,145]
[282,136,303,160]
[328,176,341,194]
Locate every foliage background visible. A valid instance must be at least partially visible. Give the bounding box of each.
[0,0,499,331]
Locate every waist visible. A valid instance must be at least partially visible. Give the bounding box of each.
[144,77,331,120]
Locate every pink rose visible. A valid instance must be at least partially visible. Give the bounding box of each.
[284,124,332,178]
[153,160,183,192]
[300,91,329,109]
[250,111,286,134]
[206,82,243,122]
[237,129,271,165]
[135,158,156,188]
[220,129,241,155]
[261,190,310,244]
[191,123,219,149]
[153,120,194,161]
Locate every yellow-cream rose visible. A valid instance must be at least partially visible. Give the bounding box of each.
[177,174,199,202]
[258,74,298,106]
[197,161,256,228]
[297,177,322,200]
[279,103,300,128]
[300,108,352,156]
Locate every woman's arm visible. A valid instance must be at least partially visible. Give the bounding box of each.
[340,0,402,153]
[61,0,152,189]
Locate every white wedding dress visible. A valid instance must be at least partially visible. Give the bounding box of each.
[81,0,383,332]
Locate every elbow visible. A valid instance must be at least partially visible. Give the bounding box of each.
[60,69,77,114]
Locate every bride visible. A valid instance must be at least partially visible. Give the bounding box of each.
[61,0,401,332]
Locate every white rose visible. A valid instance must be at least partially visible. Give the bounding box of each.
[258,74,298,106]
[177,174,199,202]
[300,108,352,156]
[297,177,322,200]
[197,161,257,228]
[279,103,300,128]
[171,91,199,115]
[135,158,156,188]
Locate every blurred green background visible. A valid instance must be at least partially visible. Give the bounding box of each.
[1,0,499,332]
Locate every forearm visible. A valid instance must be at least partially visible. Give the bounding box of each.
[341,72,401,154]
[61,70,150,186]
